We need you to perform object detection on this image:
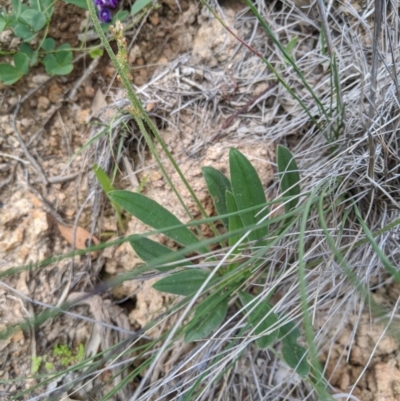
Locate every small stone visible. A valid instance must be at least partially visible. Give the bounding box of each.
[129,45,141,64]
[48,83,63,103]
[0,116,13,135]
[84,85,95,98]
[9,37,21,50]
[20,118,33,129]
[32,74,50,85]
[136,58,144,66]
[104,64,115,78]
[75,108,90,124]
[157,57,168,65]
[134,76,145,86]
[37,96,50,111]
[0,30,12,44]
[7,97,18,106]
[149,13,160,26]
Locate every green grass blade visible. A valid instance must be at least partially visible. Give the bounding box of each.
[129,235,193,272]
[354,204,400,282]
[229,148,268,242]
[152,269,210,296]
[202,166,231,229]
[276,145,301,213]
[109,190,207,252]
[239,291,279,349]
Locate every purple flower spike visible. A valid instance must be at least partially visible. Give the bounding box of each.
[108,0,118,8]
[99,7,112,23]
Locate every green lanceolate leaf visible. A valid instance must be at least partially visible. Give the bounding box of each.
[279,320,309,377]
[184,293,228,342]
[239,291,279,349]
[109,190,207,253]
[202,166,231,229]
[229,148,268,242]
[226,191,244,248]
[153,269,210,296]
[93,164,124,231]
[93,164,114,194]
[129,236,193,272]
[277,145,300,213]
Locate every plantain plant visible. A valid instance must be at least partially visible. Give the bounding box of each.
[102,145,309,377]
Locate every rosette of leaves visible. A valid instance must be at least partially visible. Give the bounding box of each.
[105,146,308,377]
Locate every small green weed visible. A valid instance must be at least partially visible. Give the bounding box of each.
[107,145,309,378]
[53,343,85,366]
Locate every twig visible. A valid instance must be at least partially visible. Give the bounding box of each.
[0,151,30,164]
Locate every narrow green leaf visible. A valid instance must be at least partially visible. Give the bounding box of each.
[229,148,268,242]
[239,291,279,349]
[131,0,153,15]
[283,36,298,63]
[354,205,400,282]
[93,164,123,231]
[14,52,29,74]
[280,320,309,377]
[153,269,210,296]
[226,191,244,248]
[285,36,298,54]
[0,63,22,85]
[109,190,206,252]
[93,164,114,194]
[185,294,228,342]
[277,145,300,213]
[129,236,193,271]
[202,166,231,229]
[19,9,46,32]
